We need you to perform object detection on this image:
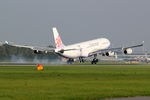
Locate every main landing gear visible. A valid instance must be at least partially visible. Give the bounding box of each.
[91,58,99,64]
[79,57,85,63]
[91,54,99,64]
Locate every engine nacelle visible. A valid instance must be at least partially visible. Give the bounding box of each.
[124,48,132,55]
[44,51,48,54]
[106,51,115,56]
[34,50,42,54]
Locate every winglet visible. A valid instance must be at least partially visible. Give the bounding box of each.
[142,41,144,45]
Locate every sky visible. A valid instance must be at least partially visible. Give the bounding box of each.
[0,0,150,51]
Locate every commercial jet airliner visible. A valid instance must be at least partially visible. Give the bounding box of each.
[5,27,144,64]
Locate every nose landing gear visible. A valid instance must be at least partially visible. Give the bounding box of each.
[67,58,74,64]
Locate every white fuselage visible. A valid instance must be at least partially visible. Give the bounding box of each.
[55,38,110,58]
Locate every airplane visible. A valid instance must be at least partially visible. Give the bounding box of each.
[144,52,150,63]
[132,52,150,63]
[114,51,150,63]
[4,27,144,64]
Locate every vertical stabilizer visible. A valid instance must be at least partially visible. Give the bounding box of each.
[52,27,65,48]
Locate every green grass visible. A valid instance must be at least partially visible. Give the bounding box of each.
[0,65,150,100]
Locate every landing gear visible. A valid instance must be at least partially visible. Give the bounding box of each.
[79,57,84,63]
[67,58,74,64]
[91,54,99,64]
[91,58,99,64]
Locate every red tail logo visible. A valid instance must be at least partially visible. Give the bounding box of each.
[56,35,62,48]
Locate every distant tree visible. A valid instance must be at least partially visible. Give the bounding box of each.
[0,45,59,62]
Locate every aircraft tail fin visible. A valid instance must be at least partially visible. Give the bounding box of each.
[52,27,65,48]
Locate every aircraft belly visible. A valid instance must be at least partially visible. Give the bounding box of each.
[63,50,80,58]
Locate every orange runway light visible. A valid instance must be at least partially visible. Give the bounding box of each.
[37,64,44,71]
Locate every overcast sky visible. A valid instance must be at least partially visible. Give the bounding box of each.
[0,0,150,51]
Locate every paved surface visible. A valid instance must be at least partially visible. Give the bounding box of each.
[0,63,149,66]
[105,97,150,100]
[72,64,150,66]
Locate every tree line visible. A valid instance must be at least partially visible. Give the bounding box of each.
[0,44,59,62]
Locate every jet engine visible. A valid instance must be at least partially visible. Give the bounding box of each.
[124,48,132,55]
[44,51,48,54]
[105,51,115,56]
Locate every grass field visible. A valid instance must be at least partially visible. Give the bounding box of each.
[0,65,150,100]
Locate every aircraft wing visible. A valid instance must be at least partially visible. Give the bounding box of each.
[4,41,55,53]
[89,41,144,56]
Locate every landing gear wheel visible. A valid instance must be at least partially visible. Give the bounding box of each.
[67,58,74,64]
[79,57,84,63]
[91,58,98,64]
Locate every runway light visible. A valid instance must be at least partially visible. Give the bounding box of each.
[37,64,44,71]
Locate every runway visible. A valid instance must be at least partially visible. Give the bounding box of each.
[0,62,149,66]
[73,63,150,66]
